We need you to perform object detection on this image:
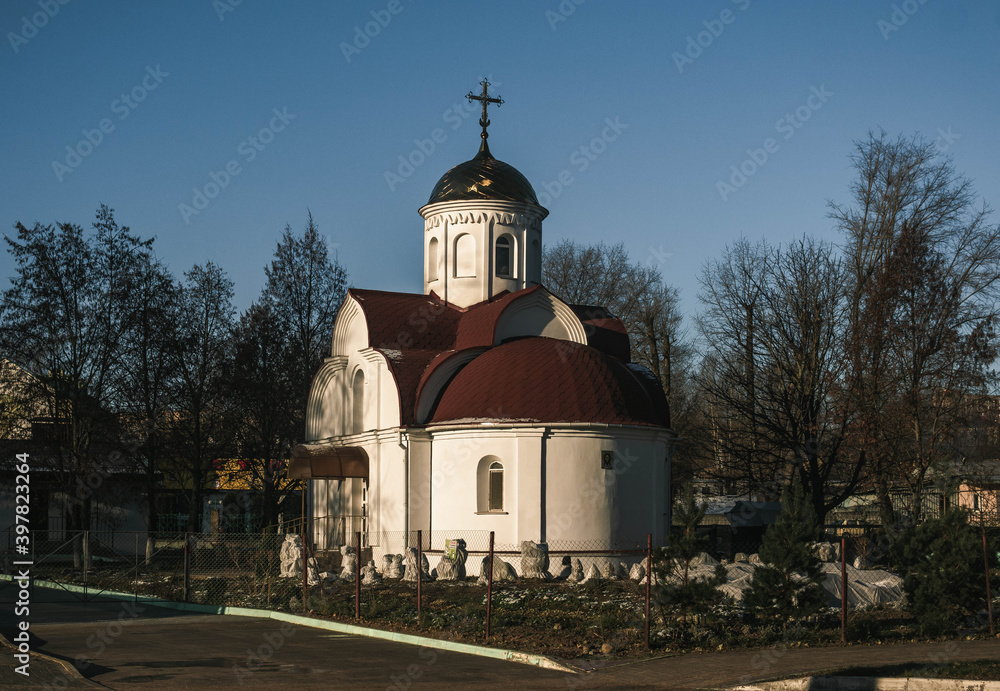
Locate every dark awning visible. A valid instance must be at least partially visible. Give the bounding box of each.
[287,444,369,480]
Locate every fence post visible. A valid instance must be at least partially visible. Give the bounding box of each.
[183,532,191,603]
[416,529,422,620]
[645,533,652,649]
[83,530,90,602]
[841,536,847,644]
[134,532,139,604]
[486,531,494,641]
[301,522,308,613]
[355,531,362,621]
[984,530,995,637]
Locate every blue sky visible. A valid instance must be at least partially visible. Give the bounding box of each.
[2,0,998,325]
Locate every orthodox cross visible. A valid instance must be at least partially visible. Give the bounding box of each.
[467,79,503,143]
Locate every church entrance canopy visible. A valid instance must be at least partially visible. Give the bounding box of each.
[287,444,369,480]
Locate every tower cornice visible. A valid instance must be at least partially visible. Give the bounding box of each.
[419,199,549,226]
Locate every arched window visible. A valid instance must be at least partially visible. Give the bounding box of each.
[427,237,439,282]
[488,461,504,511]
[352,370,365,435]
[495,235,514,278]
[455,233,476,277]
[476,456,505,513]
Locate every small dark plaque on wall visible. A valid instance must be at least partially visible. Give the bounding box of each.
[601,450,613,469]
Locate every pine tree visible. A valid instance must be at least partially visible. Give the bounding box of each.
[743,475,826,629]
[654,484,728,628]
[902,508,989,636]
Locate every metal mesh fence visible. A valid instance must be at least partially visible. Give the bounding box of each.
[830,526,999,639]
[3,520,995,647]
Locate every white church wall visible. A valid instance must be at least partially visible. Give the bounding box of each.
[492,290,587,346]
[372,437,406,536]
[426,429,519,547]
[419,201,548,308]
[445,221,484,306]
[525,228,542,286]
[407,432,433,537]
[426,235,441,286]
[515,431,544,544]
[489,221,523,296]
[347,354,370,434]
[306,358,347,439]
[417,426,669,549]
[377,360,400,429]
[544,430,669,546]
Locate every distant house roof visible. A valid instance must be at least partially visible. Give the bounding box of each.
[952,459,1000,485]
[676,498,783,527]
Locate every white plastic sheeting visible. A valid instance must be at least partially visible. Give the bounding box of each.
[669,559,905,609]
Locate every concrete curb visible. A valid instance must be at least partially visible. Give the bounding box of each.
[17,577,579,675]
[735,676,1000,690]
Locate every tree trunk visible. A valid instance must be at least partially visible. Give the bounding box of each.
[875,471,895,529]
[188,481,202,534]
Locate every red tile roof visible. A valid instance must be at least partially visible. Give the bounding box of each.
[429,337,668,427]
[349,289,463,352]
[414,347,489,417]
[454,287,543,350]
[381,349,441,426]
[343,287,666,428]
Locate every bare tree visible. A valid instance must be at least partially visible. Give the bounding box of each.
[118,251,180,547]
[630,280,707,484]
[543,240,645,310]
[696,238,771,496]
[698,237,863,524]
[261,212,348,415]
[167,262,237,532]
[230,301,299,529]
[0,206,150,538]
[832,130,1000,524]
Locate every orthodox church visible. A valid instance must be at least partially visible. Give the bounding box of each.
[290,82,672,554]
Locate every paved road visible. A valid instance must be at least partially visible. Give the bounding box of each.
[3,583,999,689]
[1,583,575,689]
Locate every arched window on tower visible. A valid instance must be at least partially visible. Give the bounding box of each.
[455,233,476,277]
[352,370,365,435]
[427,237,439,282]
[495,235,514,278]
